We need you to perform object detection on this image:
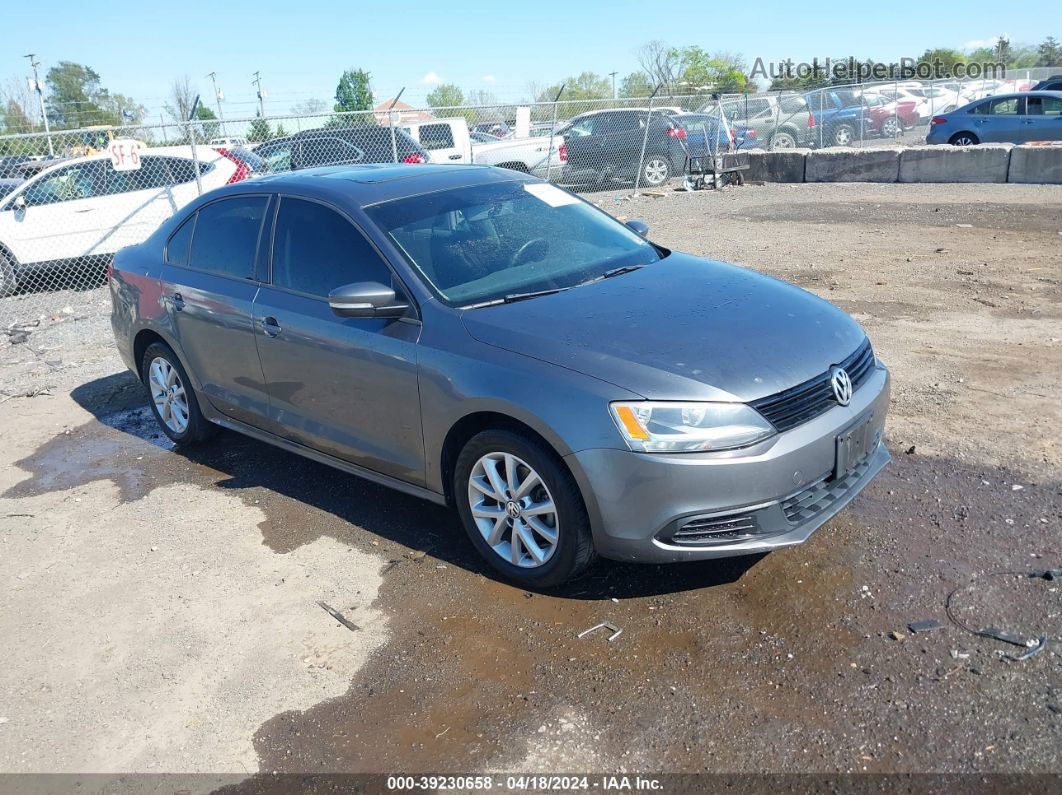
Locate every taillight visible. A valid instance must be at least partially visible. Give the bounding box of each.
[106,259,114,283]
[666,126,687,139]
[216,148,250,184]
[808,114,816,128]
[746,128,757,139]
[402,153,426,164]
[558,143,567,162]
[930,116,948,125]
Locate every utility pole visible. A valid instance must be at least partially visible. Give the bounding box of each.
[252,71,265,118]
[23,53,54,157]
[609,71,618,100]
[206,71,225,136]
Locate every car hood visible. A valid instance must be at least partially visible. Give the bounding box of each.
[460,253,866,402]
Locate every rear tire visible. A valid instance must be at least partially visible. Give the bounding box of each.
[453,429,596,588]
[0,250,18,299]
[769,131,797,149]
[140,341,216,446]
[831,124,855,147]
[640,156,672,187]
[949,132,979,146]
[881,117,901,138]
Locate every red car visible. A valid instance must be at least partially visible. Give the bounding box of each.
[863,93,920,137]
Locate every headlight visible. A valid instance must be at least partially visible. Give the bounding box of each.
[609,401,776,453]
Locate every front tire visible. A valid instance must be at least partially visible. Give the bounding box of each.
[0,250,18,299]
[881,116,901,138]
[140,341,216,446]
[831,123,855,147]
[454,429,595,587]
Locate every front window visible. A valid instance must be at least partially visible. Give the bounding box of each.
[365,180,662,306]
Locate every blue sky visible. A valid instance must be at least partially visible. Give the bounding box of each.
[1,0,1054,121]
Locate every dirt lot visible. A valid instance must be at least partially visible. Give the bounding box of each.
[0,182,1060,781]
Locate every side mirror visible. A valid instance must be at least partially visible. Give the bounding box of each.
[328,281,409,319]
[13,195,26,211]
[625,219,649,237]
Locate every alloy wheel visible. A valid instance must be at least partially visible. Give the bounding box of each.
[642,158,670,186]
[834,126,853,146]
[882,118,900,138]
[467,452,559,568]
[148,356,189,434]
[953,135,975,146]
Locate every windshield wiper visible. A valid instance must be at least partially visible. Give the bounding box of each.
[501,287,569,304]
[601,264,644,279]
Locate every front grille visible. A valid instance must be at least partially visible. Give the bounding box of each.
[671,512,760,545]
[782,456,872,524]
[751,339,875,433]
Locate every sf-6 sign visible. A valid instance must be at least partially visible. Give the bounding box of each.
[108,139,143,171]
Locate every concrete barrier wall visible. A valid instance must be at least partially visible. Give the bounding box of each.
[744,143,1062,184]
[898,145,1012,183]
[746,149,808,183]
[805,148,900,183]
[1007,145,1062,184]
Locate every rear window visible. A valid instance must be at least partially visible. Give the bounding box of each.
[188,196,268,279]
[419,123,455,150]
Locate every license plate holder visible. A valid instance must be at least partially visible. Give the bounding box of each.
[835,413,874,479]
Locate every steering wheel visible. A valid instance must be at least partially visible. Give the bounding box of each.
[509,238,549,268]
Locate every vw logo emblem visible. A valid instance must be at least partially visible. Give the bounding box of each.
[505,501,522,519]
[831,367,853,406]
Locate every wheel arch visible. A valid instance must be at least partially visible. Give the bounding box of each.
[439,410,570,506]
[132,327,201,391]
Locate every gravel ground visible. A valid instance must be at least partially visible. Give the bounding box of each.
[0,182,1059,780]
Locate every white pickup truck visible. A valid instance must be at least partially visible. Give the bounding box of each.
[396,117,565,179]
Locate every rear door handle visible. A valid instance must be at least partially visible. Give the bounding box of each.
[260,316,282,337]
[448,153,462,160]
[171,293,185,311]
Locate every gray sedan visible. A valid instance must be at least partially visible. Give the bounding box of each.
[925,91,1062,145]
[110,165,890,586]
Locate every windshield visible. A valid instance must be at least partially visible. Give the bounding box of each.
[365,180,661,306]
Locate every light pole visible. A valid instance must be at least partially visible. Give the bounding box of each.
[23,53,54,157]
[609,71,617,100]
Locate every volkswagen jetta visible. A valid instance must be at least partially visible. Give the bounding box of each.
[110,164,890,586]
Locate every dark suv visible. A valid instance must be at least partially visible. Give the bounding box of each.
[558,109,687,188]
[254,126,428,173]
[1032,75,1062,92]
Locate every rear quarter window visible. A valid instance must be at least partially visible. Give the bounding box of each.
[166,214,195,266]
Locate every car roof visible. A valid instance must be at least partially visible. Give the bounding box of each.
[220,163,529,207]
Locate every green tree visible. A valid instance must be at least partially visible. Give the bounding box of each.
[273,122,288,138]
[291,98,328,116]
[619,71,653,98]
[917,48,966,77]
[193,104,219,140]
[45,61,128,128]
[1038,36,1062,66]
[535,72,612,102]
[247,115,271,142]
[674,46,747,94]
[334,68,373,113]
[426,83,464,108]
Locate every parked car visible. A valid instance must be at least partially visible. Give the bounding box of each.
[0,146,247,297]
[557,109,689,187]
[861,89,921,131]
[0,155,38,179]
[398,117,566,178]
[470,131,502,143]
[1032,75,1062,92]
[213,145,270,178]
[670,113,756,151]
[110,164,890,586]
[209,137,249,147]
[472,120,511,138]
[718,94,816,149]
[253,126,429,173]
[805,89,872,147]
[925,91,1062,145]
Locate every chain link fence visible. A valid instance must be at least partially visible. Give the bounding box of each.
[1,68,1059,333]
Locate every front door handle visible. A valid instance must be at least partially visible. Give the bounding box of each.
[171,293,185,311]
[260,316,282,337]
[448,153,462,160]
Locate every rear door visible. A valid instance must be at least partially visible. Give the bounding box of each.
[968,96,1023,142]
[556,114,600,176]
[1020,95,1062,142]
[252,196,424,482]
[159,194,271,427]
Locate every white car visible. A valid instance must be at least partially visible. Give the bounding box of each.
[0,146,244,296]
[397,117,566,178]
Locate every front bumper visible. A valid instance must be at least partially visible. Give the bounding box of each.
[566,363,891,563]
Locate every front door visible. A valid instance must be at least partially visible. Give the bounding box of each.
[159,194,271,427]
[252,196,424,484]
[1020,95,1062,142]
